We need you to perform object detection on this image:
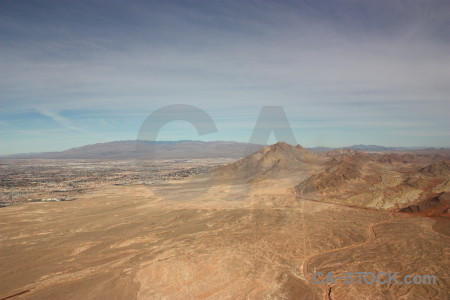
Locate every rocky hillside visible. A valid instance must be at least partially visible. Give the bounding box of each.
[213,142,450,215]
[214,142,323,182]
[295,153,450,214]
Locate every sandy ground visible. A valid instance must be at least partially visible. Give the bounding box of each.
[0,180,449,299]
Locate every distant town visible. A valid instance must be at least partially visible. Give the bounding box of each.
[0,158,233,207]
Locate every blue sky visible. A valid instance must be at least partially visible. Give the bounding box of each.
[1,0,449,154]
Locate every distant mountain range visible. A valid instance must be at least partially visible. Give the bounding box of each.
[4,141,262,159]
[2,140,445,160]
[308,144,433,152]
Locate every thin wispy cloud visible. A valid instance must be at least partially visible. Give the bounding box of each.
[35,107,88,134]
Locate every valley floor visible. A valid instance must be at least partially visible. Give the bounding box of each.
[0,182,448,299]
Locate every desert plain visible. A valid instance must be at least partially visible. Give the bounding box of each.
[0,143,449,299]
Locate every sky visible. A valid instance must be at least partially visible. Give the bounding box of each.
[1,0,449,154]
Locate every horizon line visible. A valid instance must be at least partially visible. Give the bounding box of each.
[1,140,448,157]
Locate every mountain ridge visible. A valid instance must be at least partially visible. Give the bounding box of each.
[3,140,447,159]
[212,142,450,215]
[214,142,323,182]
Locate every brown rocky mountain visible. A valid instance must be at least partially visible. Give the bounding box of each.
[214,142,324,183]
[295,156,363,194]
[297,151,450,216]
[213,142,450,216]
[419,160,450,176]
